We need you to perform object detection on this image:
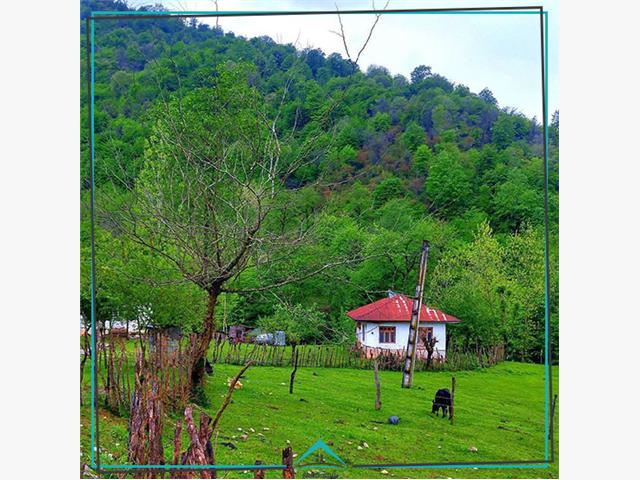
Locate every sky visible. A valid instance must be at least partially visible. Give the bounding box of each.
[128,0,559,121]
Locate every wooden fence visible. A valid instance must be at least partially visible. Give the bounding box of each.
[210,340,505,372]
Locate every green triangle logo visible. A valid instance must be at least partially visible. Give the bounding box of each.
[295,439,347,467]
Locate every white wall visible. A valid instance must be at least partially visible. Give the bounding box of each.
[359,321,447,357]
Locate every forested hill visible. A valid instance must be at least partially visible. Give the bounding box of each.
[81,0,559,363]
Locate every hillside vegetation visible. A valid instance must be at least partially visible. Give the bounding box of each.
[80,0,559,364]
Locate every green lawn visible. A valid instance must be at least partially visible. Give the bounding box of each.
[81,361,558,478]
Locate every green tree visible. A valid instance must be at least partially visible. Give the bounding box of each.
[430,223,511,349]
[410,64,432,83]
[257,304,326,345]
[81,217,205,334]
[432,104,454,137]
[371,112,391,132]
[412,144,433,176]
[110,70,133,97]
[335,181,373,219]
[401,121,426,152]
[339,145,358,165]
[478,87,497,106]
[502,226,546,361]
[492,173,544,232]
[425,149,472,217]
[491,114,515,149]
[373,176,405,208]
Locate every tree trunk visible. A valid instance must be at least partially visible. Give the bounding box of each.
[282,446,295,479]
[80,329,90,405]
[425,337,437,369]
[191,290,219,393]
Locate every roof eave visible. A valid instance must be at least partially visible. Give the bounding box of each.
[351,318,461,323]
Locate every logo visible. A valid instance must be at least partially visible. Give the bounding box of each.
[295,439,347,468]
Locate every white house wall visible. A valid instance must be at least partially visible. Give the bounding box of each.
[360,321,447,356]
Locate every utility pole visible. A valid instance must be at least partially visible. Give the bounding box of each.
[401,240,430,388]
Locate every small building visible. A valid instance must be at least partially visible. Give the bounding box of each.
[228,325,250,344]
[247,328,286,346]
[346,292,460,361]
[147,326,182,353]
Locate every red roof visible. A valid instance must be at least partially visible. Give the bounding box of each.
[346,294,460,323]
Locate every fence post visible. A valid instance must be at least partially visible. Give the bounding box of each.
[254,460,265,479]
[449,376,456,423]
[289,349,299,394]
[373,360,381,410]
[549,394,558,440]
[171,419,182,478]
[282,446,295,478]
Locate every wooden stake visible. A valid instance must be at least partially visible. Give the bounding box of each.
[254,460,265,479]
[549,394,558,440]
[172,419,183,466]
[373,360,381,410]
[282,446,295,478]
[449,376,456,423]
[289,349,299,394]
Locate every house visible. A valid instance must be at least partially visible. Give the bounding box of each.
[346,291,460,361]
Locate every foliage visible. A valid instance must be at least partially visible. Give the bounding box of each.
[431,223,549,362]
[412,144,433,176]
[401,121,426,152]
[425,148,472,216]
[257,303,326,345]
[80,208,206,331]
[80,0,559,363]
[410,64,432,83]
[372,176,406,208]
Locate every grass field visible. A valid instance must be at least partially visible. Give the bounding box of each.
[81,361,558,478]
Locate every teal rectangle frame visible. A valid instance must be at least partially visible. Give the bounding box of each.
[85,4,553,475]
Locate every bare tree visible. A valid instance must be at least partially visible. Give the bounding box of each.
[424,336,439,368]
[330,0,391,66]
[209,0,220,29]
[99,63,365,391]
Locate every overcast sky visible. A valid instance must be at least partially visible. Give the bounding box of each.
[128,0,559,121]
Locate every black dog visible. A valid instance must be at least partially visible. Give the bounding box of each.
[431,388,451,418]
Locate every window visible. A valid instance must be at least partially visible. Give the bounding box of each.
[379,326,396,344]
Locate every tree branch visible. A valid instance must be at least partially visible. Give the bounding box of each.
[221,254,380,294]
[210,361,253,433]
[332,0,390,66]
